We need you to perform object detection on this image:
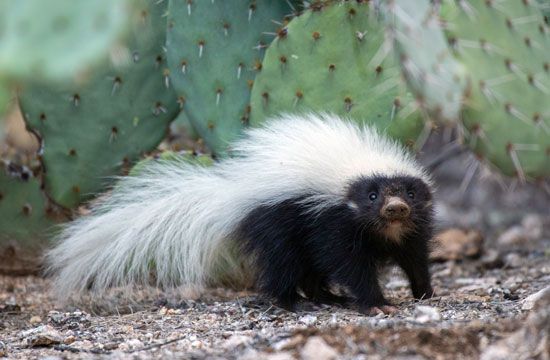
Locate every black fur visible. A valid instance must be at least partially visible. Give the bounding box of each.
[235,175,434,312]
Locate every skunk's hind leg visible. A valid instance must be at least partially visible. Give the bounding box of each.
[300,271,348,306]
[235,198,312,311]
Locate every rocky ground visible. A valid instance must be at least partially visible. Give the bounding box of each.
[0,248,549,359]
[1,130,549,359]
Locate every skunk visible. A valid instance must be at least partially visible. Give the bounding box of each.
[47,113,435,314]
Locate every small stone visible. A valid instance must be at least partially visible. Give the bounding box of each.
[431,228,483,261]
[414,305,441,323]
[63,335,76,345]
[103,342,119,350]
[299,314,318,326]
[521,286,550,311]
[29,316,42,324]
[504,253,522,268]
[22,325,63,347]
[123,339,143,350]
[480,249,504,269]
[223,335,252,349]
[498,226,527,246]
[521,214,543,240]
[272,335,304,351]
[300,336,338,360]
[0,341,7,357]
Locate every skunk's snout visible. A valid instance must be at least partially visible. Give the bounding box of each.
[381,197,410,220]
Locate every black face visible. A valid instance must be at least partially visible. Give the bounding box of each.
[346,175,433,241]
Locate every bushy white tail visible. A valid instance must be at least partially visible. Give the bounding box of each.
[47,113,428,298]
[46,160,250,297]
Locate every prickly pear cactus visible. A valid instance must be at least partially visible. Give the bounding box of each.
[0,82,9,126]
[385,0,468,123]
[19,0,179,208]
[446,0,550,180]
[537,0,549,19]
[0,161,61,273]
[0,0,132,82]
[166,0,295,155]
[249,1,425,145]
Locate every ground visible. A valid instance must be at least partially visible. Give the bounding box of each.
[1,245,548,359]
[1,136,549,359]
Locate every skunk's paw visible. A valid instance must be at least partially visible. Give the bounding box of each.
[362,305,398,316]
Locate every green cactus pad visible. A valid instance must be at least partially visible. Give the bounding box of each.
[166,0,295,155]
[385,0,468,123]
[0,162,60,273]
[0,0,132,82]
[249,1,425,145]
[0,81,9,124]
[443,0,550,179]
[19,0,179,208]
[537,0,549,18]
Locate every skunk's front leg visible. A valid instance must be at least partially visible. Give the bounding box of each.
[332,255,396,315]
[394,241,434,300]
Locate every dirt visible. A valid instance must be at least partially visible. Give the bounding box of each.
[1,245,548,359]
[1,130,549,359]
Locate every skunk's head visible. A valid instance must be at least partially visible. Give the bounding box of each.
[346,175,433,242]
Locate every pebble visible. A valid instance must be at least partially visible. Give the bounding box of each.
[300,336,338,360]
[414,306,441,323]
[122,339,143,350]
[521,286,550,311]
[521,214,543,240]
[480,249,504,269]
[21,325,63,347]
[63,335,76,345]
[498,226,527,246]
[498,214,543,246]
[503,253,522,268]
[431,228,483,261]
[299,314,318,326]
[223,335,252,349]
[273,335,304,351]
[29,316,42,324]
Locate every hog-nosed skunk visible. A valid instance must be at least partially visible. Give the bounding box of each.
[47,113,435,314]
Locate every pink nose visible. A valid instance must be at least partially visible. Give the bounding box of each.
[381,197,410,220]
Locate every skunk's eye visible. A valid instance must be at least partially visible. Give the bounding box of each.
[407,191,415,199]
[368,192,378,201]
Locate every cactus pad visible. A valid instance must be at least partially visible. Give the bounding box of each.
[385,0,468,123]
[166,0,295,155]
[0,0,132,82]
[249,1,425,145]
[19,0,179,208]
[0,81,9,123]
[0,161,60,273]
[445,0,550,179]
